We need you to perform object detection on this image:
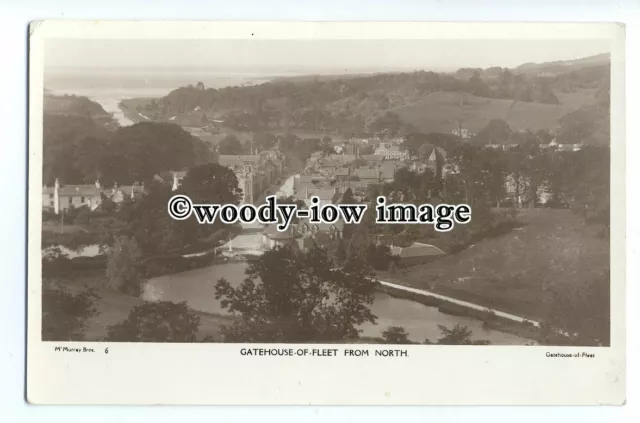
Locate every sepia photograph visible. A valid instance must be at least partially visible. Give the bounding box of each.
[39,34,614,347]
[27,21,626,405]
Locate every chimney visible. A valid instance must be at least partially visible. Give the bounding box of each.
[53,178,60,215]
[172,173,179,191]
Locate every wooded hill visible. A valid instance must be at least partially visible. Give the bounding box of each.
[43,92,119,130]
[43,109,216,186]
[119,53,610,144]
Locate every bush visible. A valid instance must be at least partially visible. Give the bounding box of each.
[106,236,143,295]
[106,301,201,342]
[42,284,99,341]
[381,326,414,344]
[365,243,398,271]
[73,206,92,224]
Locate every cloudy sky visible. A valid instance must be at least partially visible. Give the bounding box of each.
[45,39,612,74]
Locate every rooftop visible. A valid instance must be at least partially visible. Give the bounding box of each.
[390,242,446,259]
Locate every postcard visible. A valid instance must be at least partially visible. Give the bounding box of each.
[27,21,625,405]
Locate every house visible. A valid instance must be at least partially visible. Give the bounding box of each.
[451,128,474,140]
[374,143,410,160]
[42,179,144,215]
[261,225,300,251]
[295,218,345,241]
[484,144,519,150]
[300,187,341,207]
[390,242,446,267]
[359,154,385,163]
[542,139,583,152]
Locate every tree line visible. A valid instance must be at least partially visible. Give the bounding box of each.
[43,115,216,186]
[126,62,609,137]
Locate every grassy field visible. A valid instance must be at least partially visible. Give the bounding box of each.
[390,90,595,134]
[378,208,609,322]
[46,271,235,342]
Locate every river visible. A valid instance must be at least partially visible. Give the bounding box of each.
[142,173,529,345]
[143,260,530,345]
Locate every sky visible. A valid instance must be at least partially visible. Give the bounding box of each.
[44,39,612,75]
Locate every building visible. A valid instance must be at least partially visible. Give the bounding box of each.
[374,143,411,160]
[417,144,448,178]
[390,242,446,267]
[483,144,520,150]
[300,187,341,207]
[451,128,474,140]
[541,139,583,152]
[296,218,344,241]
[170,150,285,205]
[261,225,300,251]
[261,218,345,252]
[42,179,144,215]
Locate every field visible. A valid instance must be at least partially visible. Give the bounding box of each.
[390,90,597,134]
[378,208,610,322]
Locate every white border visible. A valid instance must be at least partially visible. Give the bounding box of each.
[25,21,626,406]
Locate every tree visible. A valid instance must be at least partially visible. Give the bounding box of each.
[98,194,117,214]
[467,71,492,97]
[214,245,378,342]
[368,111,403,137]
[335,238,347,265]
[480,147,509,208]
[474,119,513,145]
[106,236,143,296]
[424,324,491,345]
[252,132,277,152]
[341,187,355,204]
[365,244,397,271]
[178,163,242,205]
[382,326,413,344]
[218,134,245,155]
[106,301,201,342]
[42,285,98,341]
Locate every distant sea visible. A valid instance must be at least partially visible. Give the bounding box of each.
[44,68,291,126]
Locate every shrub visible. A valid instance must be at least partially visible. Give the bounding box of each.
[106,301,200,342]
[381,326,414,344]
[42,284,99,341]
[106,236,143,295]
[73,206,92,225]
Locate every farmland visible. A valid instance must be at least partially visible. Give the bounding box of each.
[390,90,598,134]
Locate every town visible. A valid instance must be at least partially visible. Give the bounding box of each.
[40,47,611,348]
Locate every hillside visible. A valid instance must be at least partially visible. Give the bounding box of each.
[379,208,609,331]
[515,53,610,75]
[43,93,118,130]
[390,90,599,135]
[118,52,610,143]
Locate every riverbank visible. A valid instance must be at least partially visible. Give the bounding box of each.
[375,282,541,344]
[46,269,236,342]
[377,208,609,324]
